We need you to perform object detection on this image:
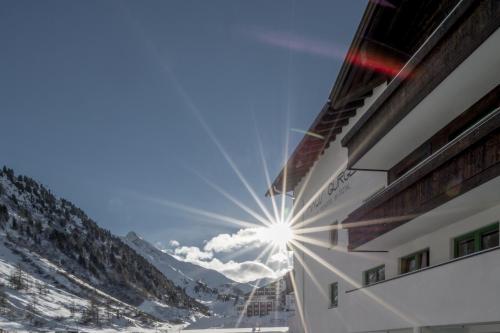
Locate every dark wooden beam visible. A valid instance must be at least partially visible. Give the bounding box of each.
[342,1,499,169]
[346,112,500,249]
[319,111,357,124]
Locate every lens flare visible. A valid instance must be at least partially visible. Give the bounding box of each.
[261,222,294,247]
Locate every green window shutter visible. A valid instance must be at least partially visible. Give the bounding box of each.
[454,222,499,258]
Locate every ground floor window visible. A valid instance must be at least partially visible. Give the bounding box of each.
[454,222,499,258]
[400,248,429,274]
[363,265,385,286]
[329,282,338,308]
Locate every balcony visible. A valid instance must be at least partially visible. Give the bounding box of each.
[344,107,500,250]
[343,246,500,333]
[341,1,500,170]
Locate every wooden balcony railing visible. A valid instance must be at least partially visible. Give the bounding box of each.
[344,107,500,249]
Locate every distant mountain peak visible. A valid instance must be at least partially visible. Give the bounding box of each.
[0,167,208,321]
[126,231,141,241]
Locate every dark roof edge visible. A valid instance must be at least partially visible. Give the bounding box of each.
[328,1,377,108]
[265,2,378,196]
[265,102,331,197]
[341,0,476,149]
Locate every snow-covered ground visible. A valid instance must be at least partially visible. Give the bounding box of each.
[0,169,293,332]
[0,235,180,332]
[181,328,288,333]
[122,232,295,330]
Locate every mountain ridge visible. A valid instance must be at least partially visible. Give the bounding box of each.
[123,231,238,291]
[0,166,208,328]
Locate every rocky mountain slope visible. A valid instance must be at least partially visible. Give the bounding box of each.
[0,166,208,331]
[122,231,252,298]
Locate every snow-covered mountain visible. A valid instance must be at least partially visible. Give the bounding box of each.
[0,233,185,332]
[122,231,253,322]
[122,232,295,329]
[123,231,244,296]
[0,167,207,331]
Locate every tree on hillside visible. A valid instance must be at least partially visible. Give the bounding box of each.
[35,280,48,296]
[0,204,8,226]
[104,301,113,323]
[9,264,26,290]
[81,297,100,325]
[11,217,18,231]
[25,294,39,323]
[0,287,8,315]
[68,301,77,318]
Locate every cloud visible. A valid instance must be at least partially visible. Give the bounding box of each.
[203,228,266,253]
[174,246,213,261]
[169,240,180,248]
[267,251,289,265]
[191,257,277,283]
[218,261,277,283]
[167,227,293,283]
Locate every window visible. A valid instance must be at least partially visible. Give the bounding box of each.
[329,282,338,308]
[330,221,338,247]
[454,223,499,258]
[364,265,385,286]
[400,249,429,274]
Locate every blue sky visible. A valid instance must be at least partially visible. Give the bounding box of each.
[0,0,366,281]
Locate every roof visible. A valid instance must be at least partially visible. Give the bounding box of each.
[267,0,461,196]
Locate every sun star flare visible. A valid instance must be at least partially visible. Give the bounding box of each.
[262,221,294,247]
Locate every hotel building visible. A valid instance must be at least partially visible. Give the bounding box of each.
[267,1,500,333]
[236,279,287,317]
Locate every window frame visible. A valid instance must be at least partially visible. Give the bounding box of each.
[454,222,499,258]
[329,282,338,308]
[399,248,430,274]
[363,265,385,286]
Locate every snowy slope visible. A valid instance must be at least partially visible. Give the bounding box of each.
[122,233,295,330]
[123,232,239,293]
[0,167,208,330]
[0,231,182,332]
[122,232,247,321]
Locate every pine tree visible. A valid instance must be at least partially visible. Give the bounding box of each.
[35,280,48,295]
[9,264,25,290]
[9,194,18,206]
[11,217,18,230]
[114,307,121,320]
[82,297,100,325]
[105,301,112,322]
[25,294,39,323]
[0,287,8,315]
[0,204,8,225]
[68,301,77,318]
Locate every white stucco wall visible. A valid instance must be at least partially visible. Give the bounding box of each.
[288,27,500,332]
[290,83,389,333]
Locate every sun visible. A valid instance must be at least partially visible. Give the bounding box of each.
[264,222,294,247]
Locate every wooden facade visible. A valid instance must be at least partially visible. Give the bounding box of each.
[342,0,500,169]
[388,86,500,183]
[267,0,462,195]
[345,88,500,249]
